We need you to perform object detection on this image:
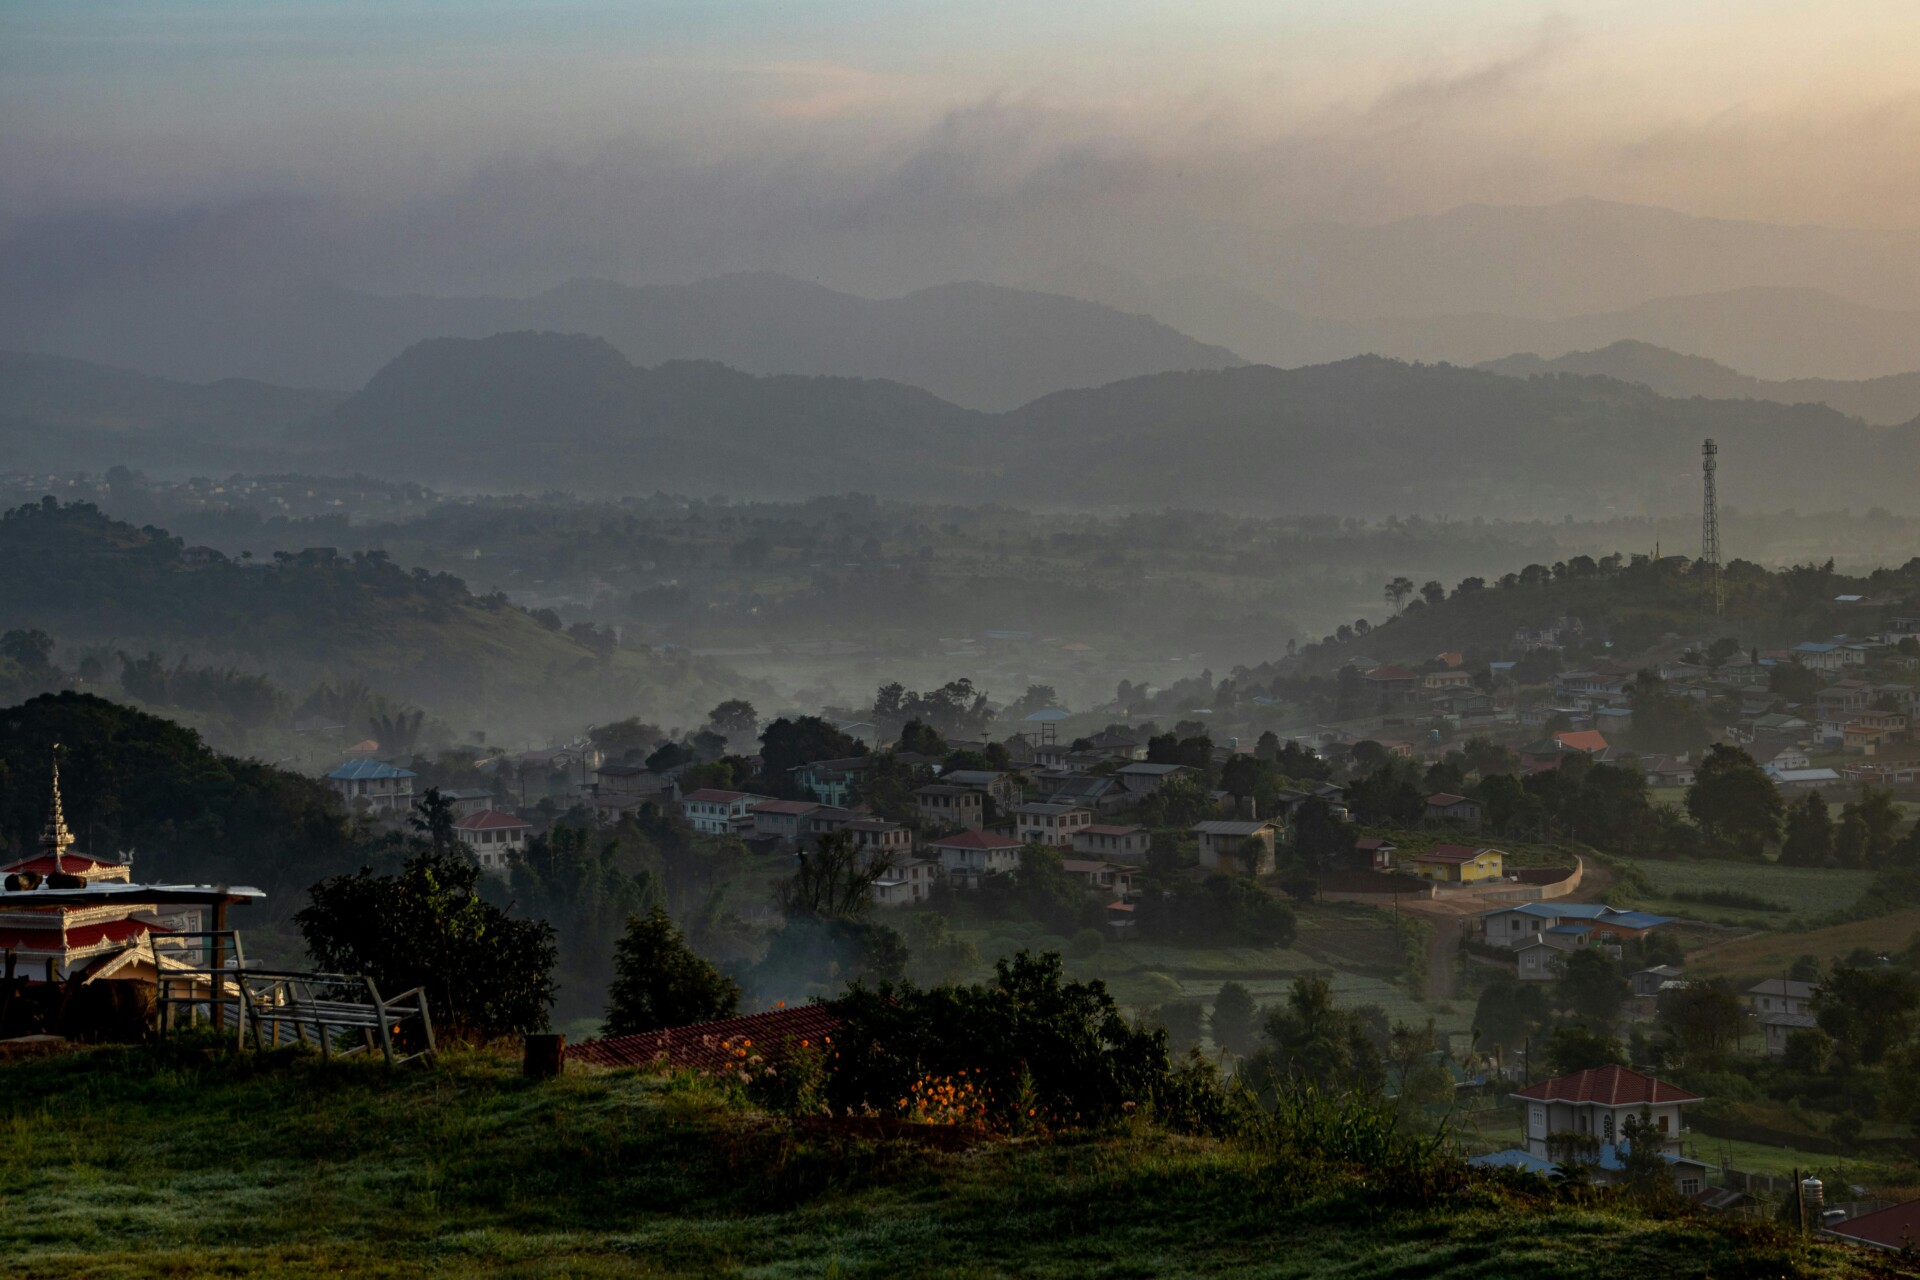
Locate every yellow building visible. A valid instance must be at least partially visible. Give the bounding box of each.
[1411,844,1505,884]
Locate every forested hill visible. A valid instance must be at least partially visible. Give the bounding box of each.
[0,498,748,736]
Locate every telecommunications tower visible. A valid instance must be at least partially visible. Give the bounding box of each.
[1701,438,1722,614]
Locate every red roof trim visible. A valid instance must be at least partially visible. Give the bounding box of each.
[570,1004,842,1071]
[453,810,530,830]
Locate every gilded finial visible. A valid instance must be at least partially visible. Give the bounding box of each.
[42,745,74,873]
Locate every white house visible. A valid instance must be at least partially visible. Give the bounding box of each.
[1514,1066,1702,1164]
[453,809,533,874]
[1008,803,1093,847]
[680,788,770,835]
[1072,824,1152,865]
[870,857,939,907]
[928,829,1025,887]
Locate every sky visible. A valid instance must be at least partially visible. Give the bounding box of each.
[4,1,1920,298]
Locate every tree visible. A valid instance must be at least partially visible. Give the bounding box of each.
[1554,948,1629,1028]
[296,849,557,1040]
[603,907,740,1036]
[1815,964,1920,1066]
[896,719,945,756]
[1420,580,1446,607]
[1384,577,1415,614]
[1472,976,1550,1056]
[758,716,864,793]
[1617,1111,1678,1200]
[705,699,758,741]
[1290,795,1355,870]
[1686,744,1782,856]
[1248,974,1385,1096]
[1779,791,1833,867]
[778,831,890,919]
[1209,981,1258,1056]
[1154,999,1206,1051]
[369,708,426,757]
[1004,685,1062,719]
[1657,979,1744,1068]
[1627,669,1713,755]
[409,786,457,855]
[1542,1023,1627,1076]
[1768,659,1819,705]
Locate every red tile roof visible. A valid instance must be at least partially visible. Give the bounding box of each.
[453,809,530,831]
[1426,793,1471,807]
[929,828,1024,850]
[1416,843,1495,864]
[569,1004,842,1071]
[1553,730,1610,753]
[1513,1065,1702,1106]
[1826,1197,1920,1252]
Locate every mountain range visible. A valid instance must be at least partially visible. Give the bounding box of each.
[11,331,1920,520]
[1476,341,1920,428]
[0,274,1239,413]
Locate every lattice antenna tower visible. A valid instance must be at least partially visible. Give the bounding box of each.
[1701,438,1722,614]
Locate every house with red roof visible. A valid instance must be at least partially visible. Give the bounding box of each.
[1423,793,1483,828]
[1551,729,1611,758]
[1411,844,1504,884]
[1361,665,1423,707]
[927,828,1025,887]
[453,810,532,873]
[748,798,821,848]
[679,788,771,835]
[1824,1197,1920,1253]
[1514,1066,1701,1161]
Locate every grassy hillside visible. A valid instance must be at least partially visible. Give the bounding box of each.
[0,1043,1903,1279]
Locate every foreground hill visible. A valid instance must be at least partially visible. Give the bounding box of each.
[0,1045,1896,1279]
[0,273,1241,412]
[0,498,746,737]
[1479,341,1920,427]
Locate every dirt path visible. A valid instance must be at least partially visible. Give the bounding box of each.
[1397,897,1482,1001]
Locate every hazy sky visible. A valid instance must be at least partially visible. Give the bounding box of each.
[5,1,1920,295]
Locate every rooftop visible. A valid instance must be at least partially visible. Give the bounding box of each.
[1513,1065,1702,1107]
[569,1004,842,1072]
[326,759,416,781]
[1191,821,1275,836]
[1416,844,1498,864]
[929,829,1025,850]
[453,810,531,831]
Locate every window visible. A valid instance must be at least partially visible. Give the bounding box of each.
[1680,1178,1701,1196]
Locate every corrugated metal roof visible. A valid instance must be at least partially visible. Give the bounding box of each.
[570,1004,842,1071]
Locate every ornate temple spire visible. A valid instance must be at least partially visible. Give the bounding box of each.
[42,747,75,873]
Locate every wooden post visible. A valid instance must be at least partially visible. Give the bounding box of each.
[209,899,229,1031]
[523,1033,566,1079]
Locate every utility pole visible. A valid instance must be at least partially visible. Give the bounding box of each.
[1701,438,1723,615]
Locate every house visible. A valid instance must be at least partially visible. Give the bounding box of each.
[453,810,533,873]
[325,759,417,815]
[940,769,1023,809]
[929,829,1026,886]
[679,788,770,835]
[1555,666,1632,703]
[1480,902,1675,949]
[1513,1065,1704,1164]
[1353,836,1395,872]
[1361,665,1423,706]
[1411,844,1504,884]
[1424,668,1474,691]
[1516,940,1567,982]
[1630,965,1685,998]
[1760,1011,1819,1057]
[1044,773,1131,814]
[1072,824,1152,865]
[841,818,914,866]
[912,784,985,831]
[1470,1140,1714,1195]
[1743,978,1817,1018]
[1822,1196,1920,1253]
[870,857,939,908]
[1765,766,1842,789]
[1078,729,1148,761]
[1192,821,1278,875]
[1114,762,1193,797]
[1793,642,1860,672]
[1551,729,1610,759]
[438,787,496,819]
[1061,859,1137,900]
[1007,803,1093,847]
[1769,748,1812,772]
[1640,756,1697,787]
[748,799,821,848]
[594,763,677,800]
[789,756,876,807]
[1424,793,1483,828]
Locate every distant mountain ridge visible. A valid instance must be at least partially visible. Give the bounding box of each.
[0,273,1241,412]
[1475,341,1920,427]
[15,334,1920,519]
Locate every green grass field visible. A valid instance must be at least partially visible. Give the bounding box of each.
[1612,858,1874,928]
[0,1043,1900,1279]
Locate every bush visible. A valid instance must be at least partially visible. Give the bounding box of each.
[604,907,740,1036]
[827,951,1231,1132]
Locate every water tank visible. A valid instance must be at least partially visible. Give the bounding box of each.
[1800,1177,1825,1217]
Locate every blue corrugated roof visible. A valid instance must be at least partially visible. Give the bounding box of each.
[1600,910,1674,930]
[1546,923,1593,934]
[1468,1149,1557,1175]
[327,759,417,781]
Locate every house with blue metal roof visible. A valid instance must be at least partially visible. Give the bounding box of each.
[325,759,417,815]
[1481,900,1675,950]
